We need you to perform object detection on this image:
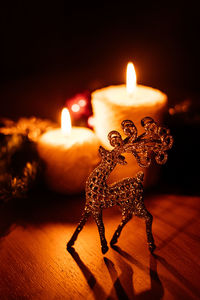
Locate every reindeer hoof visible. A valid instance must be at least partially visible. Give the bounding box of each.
[102,245,109,254]
[149,243,156,253]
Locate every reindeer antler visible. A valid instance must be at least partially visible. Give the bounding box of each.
[107,120,137,149]
[123,117,173,167]
[107,117,173,168]
[121,120,138,142]
[107,130,123,148]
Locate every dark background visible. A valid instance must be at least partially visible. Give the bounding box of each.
[0,2,199,120]
[0,1,200,194]
[0,4,200,297]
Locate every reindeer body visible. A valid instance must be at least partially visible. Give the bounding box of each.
[85,160,144,211]
[67,117,173,254]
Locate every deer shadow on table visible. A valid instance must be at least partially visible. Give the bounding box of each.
[67,236,200,300]
[68,245,164,300]
[110,245,198,300]
[104,252,164,300]
[67,246,108,300]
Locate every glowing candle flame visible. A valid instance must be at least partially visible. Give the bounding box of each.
[61,108,72,135]
[126,62,137,96]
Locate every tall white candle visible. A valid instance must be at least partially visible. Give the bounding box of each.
[92,63,167,186]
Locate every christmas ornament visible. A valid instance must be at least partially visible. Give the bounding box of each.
[67,117,173,254]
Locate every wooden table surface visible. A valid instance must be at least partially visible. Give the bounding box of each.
[0,191,200,300]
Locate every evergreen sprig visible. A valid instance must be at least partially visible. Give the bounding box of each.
[0,117,55,202]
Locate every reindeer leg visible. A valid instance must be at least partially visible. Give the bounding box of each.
[92,210,108,254]
[110,209,133,246]
[137,208,156,253]
[67,209,90,249]
[145,211,156,253]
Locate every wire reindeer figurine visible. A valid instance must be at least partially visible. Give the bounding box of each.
[67,117,173,254]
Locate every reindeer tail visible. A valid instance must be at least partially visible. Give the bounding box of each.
[136,171,144,183]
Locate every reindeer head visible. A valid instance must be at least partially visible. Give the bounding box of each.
[104,117,173,168]
[99,145,127,166]
[98,129,128,166]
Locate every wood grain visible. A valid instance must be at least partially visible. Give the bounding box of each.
[0,192,200,300]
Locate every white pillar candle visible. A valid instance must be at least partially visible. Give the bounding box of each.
[37,108,100,194]
[92,63,167,186]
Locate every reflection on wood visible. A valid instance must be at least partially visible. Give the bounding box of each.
[0,193,200,299]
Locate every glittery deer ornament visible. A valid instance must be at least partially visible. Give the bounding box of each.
[67,117,173,254]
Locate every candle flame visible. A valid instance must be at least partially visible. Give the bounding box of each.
[126,62,137,95]
[61,108,71,135]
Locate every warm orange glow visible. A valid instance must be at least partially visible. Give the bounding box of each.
[78,99,87,107]
[71,104,80,112]
[126,62,137,95]
[88,115,94,128]
[61,108,71,135]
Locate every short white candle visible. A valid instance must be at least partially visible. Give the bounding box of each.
[37,108,100,194]
[92,63,167,186]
